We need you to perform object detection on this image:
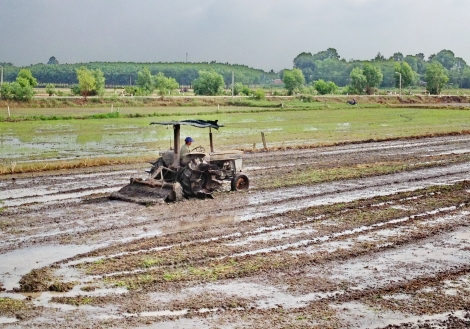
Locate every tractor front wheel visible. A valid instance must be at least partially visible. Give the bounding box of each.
[231,174,249,191]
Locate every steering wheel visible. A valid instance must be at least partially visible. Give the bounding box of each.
[190,146,206,153]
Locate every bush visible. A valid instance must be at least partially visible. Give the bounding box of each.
[251,89,266,100]
[46,83,56,96]
[313,79,338,95]
[70,85,81,96]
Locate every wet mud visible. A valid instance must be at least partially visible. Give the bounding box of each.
[2,135,470,328]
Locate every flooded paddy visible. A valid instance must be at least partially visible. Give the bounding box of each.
[1,135,470,328]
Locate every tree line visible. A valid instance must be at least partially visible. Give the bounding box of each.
[0,61,276,87]
[1,48,468,99]
[291,48,470,90]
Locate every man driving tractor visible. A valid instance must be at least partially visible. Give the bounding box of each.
[180,136,194,165]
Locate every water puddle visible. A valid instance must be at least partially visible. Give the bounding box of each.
[326,224,470,289]
[1,187,119,207]
[0,316,18,324]
[226,228,317,247]
[187,281,338,309]
[335,301,469,329]
[0,244,96,290]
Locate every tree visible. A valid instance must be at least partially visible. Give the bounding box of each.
[17,69,38,87]
[374,52,386,61]
[75,67,106,98]
[461,67,470,88]
[313,79,337,95]
[0,69,37,101]
[154,72,179,96]
[404,56,418,72]
[192,71,224,95]
[348,67,367,94]
[92,69,105,96]
[394,62,414,88]
[293,52,315,84]
[137,67,154,94]
[362,63,383,94]
[415,53,425,60]
[47,56,59,65]
[233,82,251,96]
[431,50,456,69]
[425,62,449,94]
[0,83,13,100]
[391,52,404,61]
[282,68,305,95]
[312,48,340,61]
[76,66,96,99]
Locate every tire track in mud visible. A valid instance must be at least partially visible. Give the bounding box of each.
[3,135,470,208]
[2,137,470,264]
[3,160,470,256]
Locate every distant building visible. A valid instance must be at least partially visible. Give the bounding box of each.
[272,79,283,85]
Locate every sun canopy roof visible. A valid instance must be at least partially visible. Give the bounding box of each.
[150,119,224,130]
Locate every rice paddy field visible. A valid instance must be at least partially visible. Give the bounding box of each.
[2,97,470,328]
[1,101,470,172]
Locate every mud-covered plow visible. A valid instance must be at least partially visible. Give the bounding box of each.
[110,119,249,204]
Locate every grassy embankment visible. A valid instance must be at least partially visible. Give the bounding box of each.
[0,97,469,175]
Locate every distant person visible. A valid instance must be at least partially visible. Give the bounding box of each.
[180,137,194,164]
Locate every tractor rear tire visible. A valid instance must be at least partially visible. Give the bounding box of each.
[231,174,249,191]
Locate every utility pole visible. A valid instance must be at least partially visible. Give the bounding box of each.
[0,65,3,87]
[395,71,402,95]
[231,71,234,97]
[186,53,188,63]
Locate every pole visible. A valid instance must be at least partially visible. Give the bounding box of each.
[395,71,402,96]
[261,132,267,151]
[399,73,402,96]
[172,124,181,168]
[0,65,3,87]
[231,71,234,97]
[209,127,214,153]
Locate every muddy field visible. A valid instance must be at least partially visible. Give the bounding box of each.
[2,135,470,328]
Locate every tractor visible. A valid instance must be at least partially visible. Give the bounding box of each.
[110,119,249,204]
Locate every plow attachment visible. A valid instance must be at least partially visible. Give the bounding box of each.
[110,178,183,205]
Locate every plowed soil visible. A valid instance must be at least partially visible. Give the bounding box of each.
[2,135,470,328]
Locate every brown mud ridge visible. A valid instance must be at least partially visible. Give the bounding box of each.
[2,135,470,328]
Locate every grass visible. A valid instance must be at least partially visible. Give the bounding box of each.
[141,257,161,268]
[49,296,94,306]
[0,155,155,175]
[0,297,26,312]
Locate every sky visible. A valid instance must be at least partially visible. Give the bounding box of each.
[1,0,469,72]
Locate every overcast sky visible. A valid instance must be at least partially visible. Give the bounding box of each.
[1,0,469,71]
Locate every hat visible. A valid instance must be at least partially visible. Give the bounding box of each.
[185,137,194,143]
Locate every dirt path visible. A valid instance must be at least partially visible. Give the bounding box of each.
[1,135,470,328]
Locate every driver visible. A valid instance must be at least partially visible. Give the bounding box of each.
[180,137,194,164]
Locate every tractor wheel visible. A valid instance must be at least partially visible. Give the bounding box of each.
[231,174,249,191]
